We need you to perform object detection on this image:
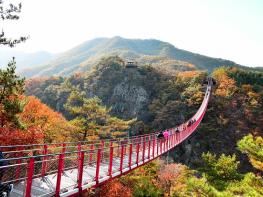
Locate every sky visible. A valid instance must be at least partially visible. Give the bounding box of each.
[1,0,263,67]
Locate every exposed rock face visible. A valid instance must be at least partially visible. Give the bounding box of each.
[111,82,149,118]
[84,63,154,122]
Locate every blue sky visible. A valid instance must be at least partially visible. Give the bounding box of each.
[1,0,263,67]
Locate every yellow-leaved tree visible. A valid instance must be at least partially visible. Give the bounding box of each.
[238,134,263,171]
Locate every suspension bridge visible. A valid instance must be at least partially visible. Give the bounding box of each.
[0,79,212,197]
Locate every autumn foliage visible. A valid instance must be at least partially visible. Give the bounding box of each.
[96,179,132,197]
[178,70,201,78]
[20,96,74,142]
[158,163,187,195]
[213,67,237,98]
[0,60,74,145]
[0,127,43,146]
[238,134,263,172]
[0,96,75,145]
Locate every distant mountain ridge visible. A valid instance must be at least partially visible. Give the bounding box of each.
[0,49,54,71]
[3,36,258,77]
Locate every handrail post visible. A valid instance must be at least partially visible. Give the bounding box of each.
[171,130,173,145]
[162,138,165,152]
[41,144,48,177]
[168,134,170,149]
[77,151,84,194]
[152,139,155,158]
[61,143,66,173]
[62,143,66,153]
[108,145,114,177]
[95,148,102,184]
[160,140,163,154]
[101,140,104,160]
[142,137,146,163]
[77,142,82,158]
[165,137,167,151]
[173,133,176,146]
[147,138,151,160]
[181,130,184,141]
[55,154,64,197]
[25,157,34,197]
[157,139,159,155]
[163,139,165,153]
[120,145,124,172]
[170,133,172,148]
[89,144,94,165]
[173,132,176,145]
[179,131,181,143]
[171,133,173,147]
[117,139,120,157]
[174,133,177,145]
[166,136,169,150]
[136,143,140,165]
[128,143,133,168]
[168,135,169,150]
[167,137,169,150]
[173,131,175,145]
[124,140,127,155]
[177,130,184,144]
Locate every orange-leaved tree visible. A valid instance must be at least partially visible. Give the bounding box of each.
[212,67,237,98]
[158,163,189,196]
[0,127,43,145]
[20,96,75,143]
[96,179,132,197]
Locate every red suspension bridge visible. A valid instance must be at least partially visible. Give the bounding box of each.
[0,80,212,197]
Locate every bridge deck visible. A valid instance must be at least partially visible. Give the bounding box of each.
[11,145,159,197]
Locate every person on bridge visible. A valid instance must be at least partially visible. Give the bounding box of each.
[163,130,169,140]
[187,120,193,127]
[202,78,208,85]
[162,130,169,149]
[0,151,7,183]
[212,78,216,85]
[157,131,164,139]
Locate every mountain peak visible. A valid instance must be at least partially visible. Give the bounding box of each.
[18,37,246,78]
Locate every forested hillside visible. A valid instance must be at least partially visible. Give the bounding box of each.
[25,56,263,173]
